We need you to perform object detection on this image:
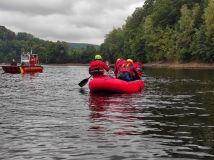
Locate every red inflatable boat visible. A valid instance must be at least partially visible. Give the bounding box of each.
[89,75,144,93]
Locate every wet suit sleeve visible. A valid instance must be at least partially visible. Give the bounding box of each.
[132,65,141,79]
[102,62,110,72]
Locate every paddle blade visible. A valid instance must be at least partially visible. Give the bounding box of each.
[78,78,89,87]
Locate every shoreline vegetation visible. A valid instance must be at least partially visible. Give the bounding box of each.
[45,62,214,69]
[100,1,214,64]
[1,63,214,71]
[1,60,214,69]
[143,62,214,69]
[3,62,213,69]
[46,62,214,69]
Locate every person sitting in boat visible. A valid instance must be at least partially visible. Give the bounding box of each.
[10,59,17,66]
[116,59,134,81]
[114,58,126,77]
[133,61,143,80]
[89,54,110,77]
[117,59,139,81]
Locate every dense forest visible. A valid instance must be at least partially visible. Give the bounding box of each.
[100,0,214,63]
[0,26,98,64]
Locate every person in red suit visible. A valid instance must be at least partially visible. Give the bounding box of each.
[114,58,126,77]
[116,59,142,81]
[89,54,110,77]
[133,62,143,80]
[29,55,36,66]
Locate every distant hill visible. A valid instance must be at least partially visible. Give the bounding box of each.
[67,42,99,49]
[0,26,16,40]
[0,25,99,49]
[0,25,100,64]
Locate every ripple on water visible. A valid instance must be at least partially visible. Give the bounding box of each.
[0,66,214,159]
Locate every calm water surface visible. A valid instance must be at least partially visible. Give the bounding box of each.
[0,65,214,160]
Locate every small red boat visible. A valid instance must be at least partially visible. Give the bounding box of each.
[2,65,43,74]
[2,52,43,74]
[89,75,144,93]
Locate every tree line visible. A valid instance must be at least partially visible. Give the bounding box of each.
[1,0,214,65]
[100,0,214,63]
[0,26,98,64]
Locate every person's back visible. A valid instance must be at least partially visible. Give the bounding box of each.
[89,55,110,77]
[114,58,126,77]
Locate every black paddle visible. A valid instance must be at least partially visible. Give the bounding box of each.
[78,76,92,87]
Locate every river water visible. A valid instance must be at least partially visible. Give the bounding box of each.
[0,65,214,160]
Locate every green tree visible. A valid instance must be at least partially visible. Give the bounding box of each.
[0,26,16,40]
[46,41,70,64]
[16,32,34,41]
[205,0,214,37]
[176,4,200,62]
[101,28,125,63]
[80,45,97,63]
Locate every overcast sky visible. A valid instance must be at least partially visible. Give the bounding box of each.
[0,0,145,45]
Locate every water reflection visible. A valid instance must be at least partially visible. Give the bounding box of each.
[79,88,87,94]
[143,68,214,158]
[87,68,214,158]
[88,93,145,135]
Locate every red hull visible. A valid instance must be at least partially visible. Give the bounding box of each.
[2,66,21,73]
[2,65,43,74]
[89,75,144,93]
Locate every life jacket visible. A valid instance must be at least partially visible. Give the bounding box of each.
[114,59,126,76]
[117,62,135,81]
[133,62,143,79]
[89,60,109,76]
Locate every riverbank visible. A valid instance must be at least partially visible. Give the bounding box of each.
[2,62,214,69]
[143,62,214,69]
[59,62,214,69]
[42,63,88,66]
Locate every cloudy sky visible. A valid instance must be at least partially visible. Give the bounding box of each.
[0,0,144,45]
